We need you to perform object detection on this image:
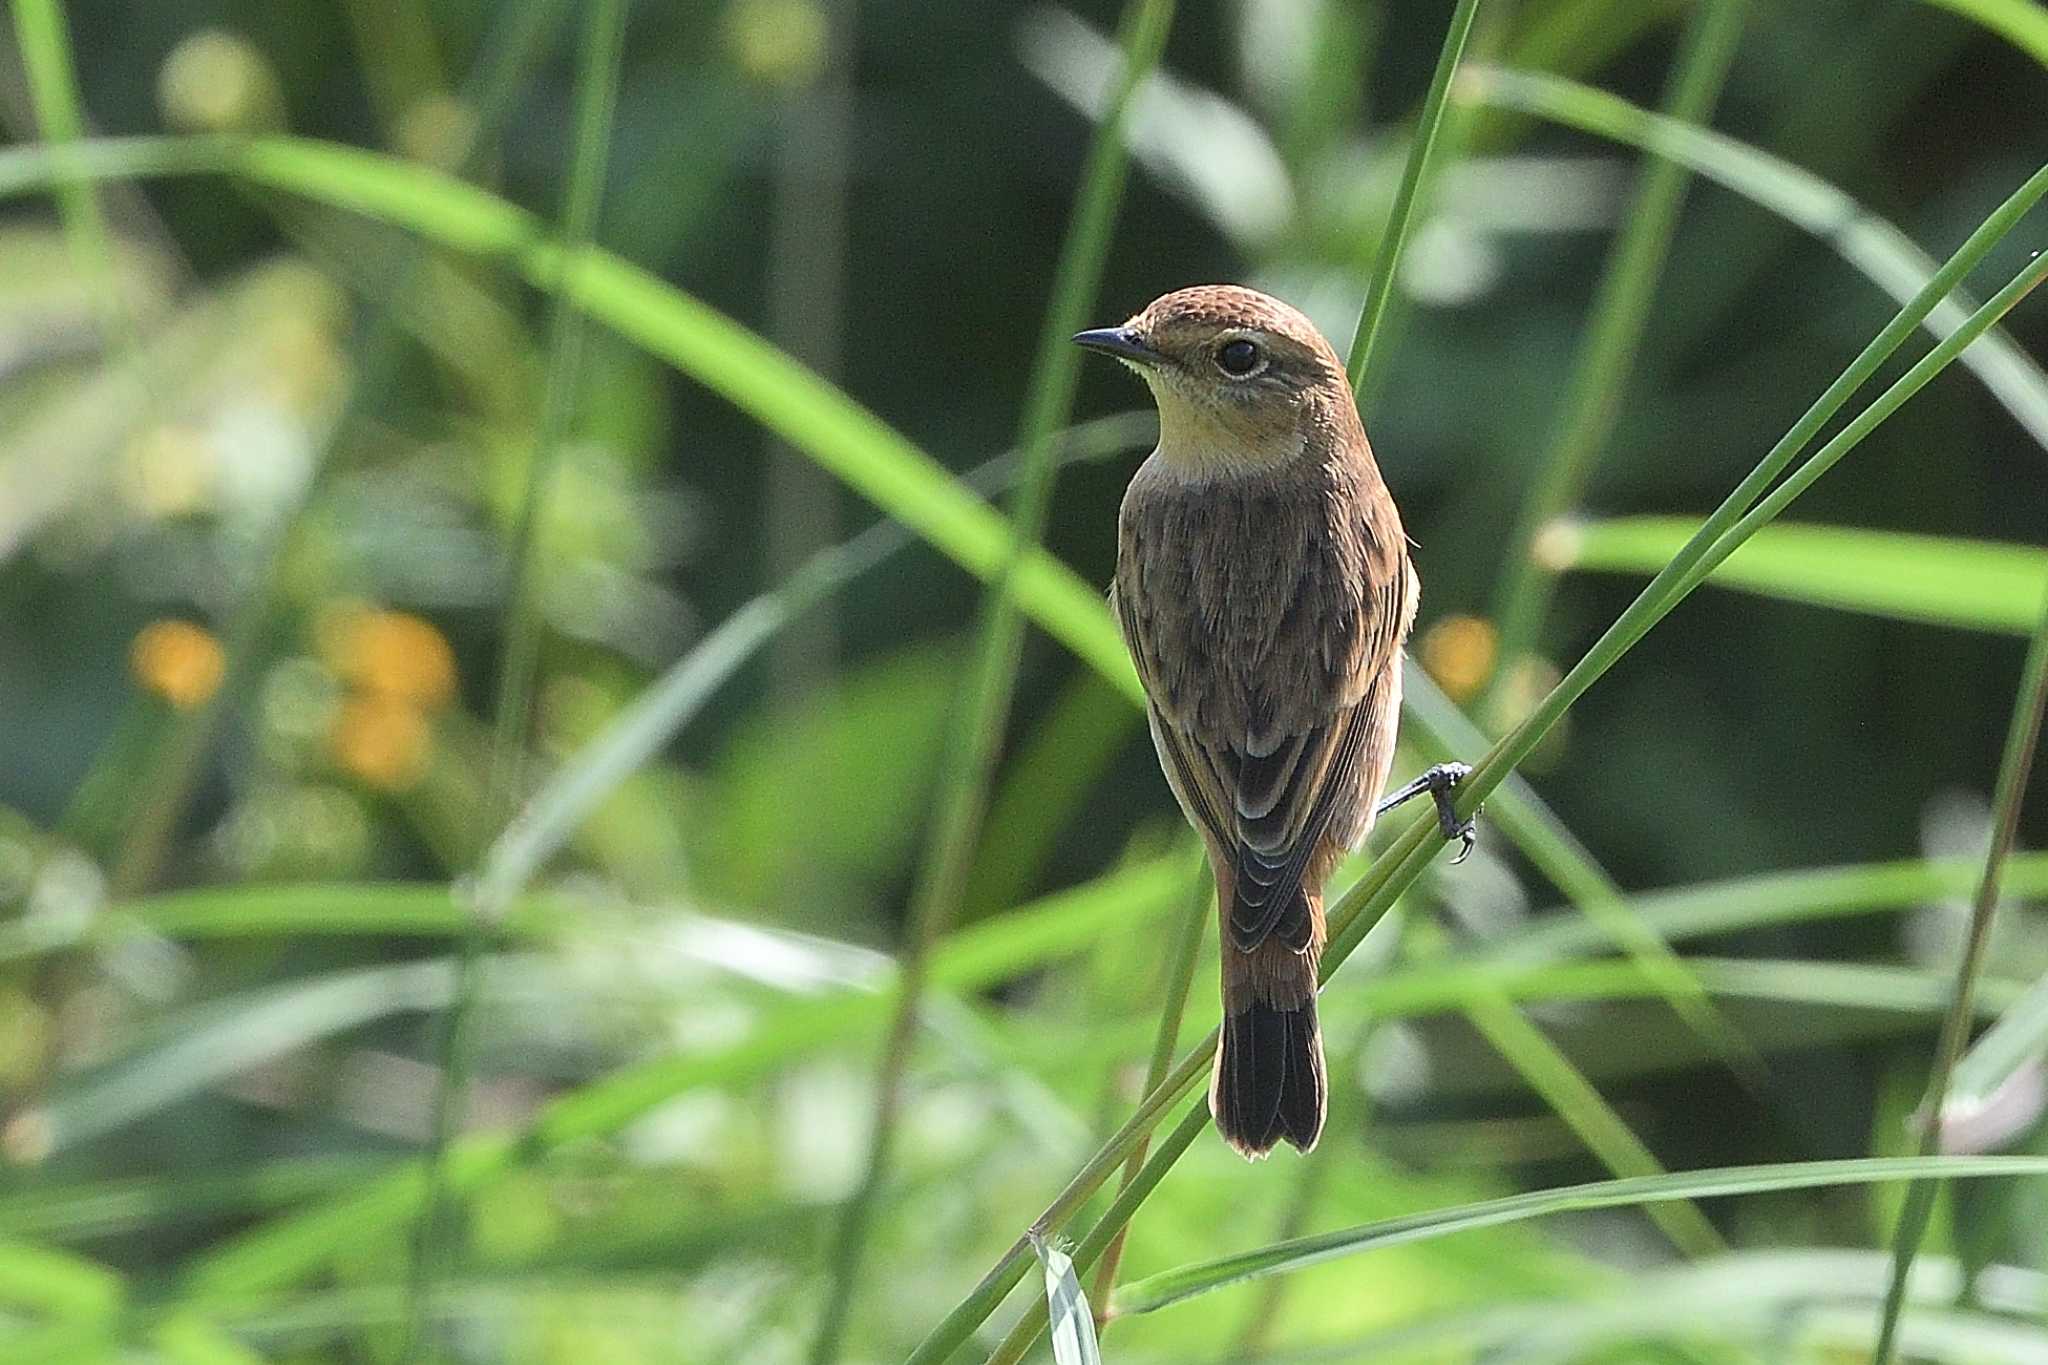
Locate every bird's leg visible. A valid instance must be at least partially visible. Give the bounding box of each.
[1374,762,1478,864]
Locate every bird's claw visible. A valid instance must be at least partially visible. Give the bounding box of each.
[1425,770,1479,864]
[1375,761,1480,862]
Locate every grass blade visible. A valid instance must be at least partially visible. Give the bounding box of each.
[1542,517,2048,634]
[1923,0,2048,68]
[0,1156,386,1241]
[1497,851,2048,960]
[407,4,627,1348]
[1030,1233,1104,1365]
[1108,1155,2048,1317]
[170,858,1188,1299]
[1088,856,1209,1321]
[1461,990,1724,1257]
[21,960,478,1154]
[1344,0,1481,394]
[10,0,131,351]
[1485,0,1748,699]
[0,1239,122,1320]
[1462,64,2048,460]
[1873,593,2048,1362]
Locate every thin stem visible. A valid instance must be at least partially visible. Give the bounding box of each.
[804,3,1175,1358]
[11,0,132,351]
[1486,0,1748,704]
[1872,595,2048,1362]
[403,0,625,1357]
[1089,855,1210,1324]
[904,168,2048,1365]
[986,1102,1213,1365]
[1345,0,1481,397]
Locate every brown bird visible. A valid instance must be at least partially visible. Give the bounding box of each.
[1076,285,1470,1158]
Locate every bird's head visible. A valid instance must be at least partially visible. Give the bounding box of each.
[1074,285,1358,477]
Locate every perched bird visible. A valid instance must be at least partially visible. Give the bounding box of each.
[1076,285,1469,1158]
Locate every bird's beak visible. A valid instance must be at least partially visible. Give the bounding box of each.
[1072,326,1161,366]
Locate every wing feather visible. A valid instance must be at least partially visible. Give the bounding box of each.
[1114,464,1415,956]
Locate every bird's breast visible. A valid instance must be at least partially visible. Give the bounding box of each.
[1116,463,1376,744]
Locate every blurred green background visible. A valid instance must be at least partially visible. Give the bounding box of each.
[2,0,2048,1360]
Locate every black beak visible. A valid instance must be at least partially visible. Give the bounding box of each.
[1071,326,1161,366]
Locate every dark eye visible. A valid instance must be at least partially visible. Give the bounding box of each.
[1216,339,1261,376]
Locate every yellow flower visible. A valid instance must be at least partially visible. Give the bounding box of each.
[317,605,458,709]
[330,695,432,792]
[130,620,225,710]
[1419,614,1498,703]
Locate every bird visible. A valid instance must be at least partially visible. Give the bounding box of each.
[1075,284,1470,1158]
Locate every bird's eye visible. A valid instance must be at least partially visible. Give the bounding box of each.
[1216,339,1262,377]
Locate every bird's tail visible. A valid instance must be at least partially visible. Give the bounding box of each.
[1211,890,1326,1158]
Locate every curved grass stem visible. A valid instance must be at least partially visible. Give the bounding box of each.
[1872,593,2048,1362]
[403,1,625,1357]
[1485,0,1748,704]
[1087,854,1210,1325]
[1344,0,1481,398]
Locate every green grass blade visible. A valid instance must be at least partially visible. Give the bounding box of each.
[1873,594,2048,1363]
[1109,1156,2048,1317]
[1378,954,2031,1024]
[408,5,628,1351]
[0,1240,122,1328]
[1089,856,1209,1319]
[1345,0,1481,394]
[1498,851,2048,960]
[1462,64,2048,457]
[26,960,466,1154]
[1486,0,1747,700]
[1922,0,2048,67]
[986,1102,1214,1365]
[10,0,131,351]
[1545,518,2048,634]
[1464,989,1724,1256]
[1324,1247,2043,1360]
[0,1157,386,1241]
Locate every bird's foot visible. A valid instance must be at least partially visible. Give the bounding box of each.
[1375,761,1479,864]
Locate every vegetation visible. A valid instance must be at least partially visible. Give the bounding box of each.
[0,1,2045,1361]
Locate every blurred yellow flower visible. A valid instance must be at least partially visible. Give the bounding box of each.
[130,619,225,710]
[330,695,432,792]
[1419,613,1498,703]
[317,605,458,709]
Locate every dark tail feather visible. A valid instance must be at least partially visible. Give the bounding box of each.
[1211,934,1326,1158]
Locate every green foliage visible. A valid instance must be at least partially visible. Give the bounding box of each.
[1550,517,2048,634]
[1,2,2047,1363]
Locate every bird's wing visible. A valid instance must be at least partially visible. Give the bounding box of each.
[1117,550,1412,955]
